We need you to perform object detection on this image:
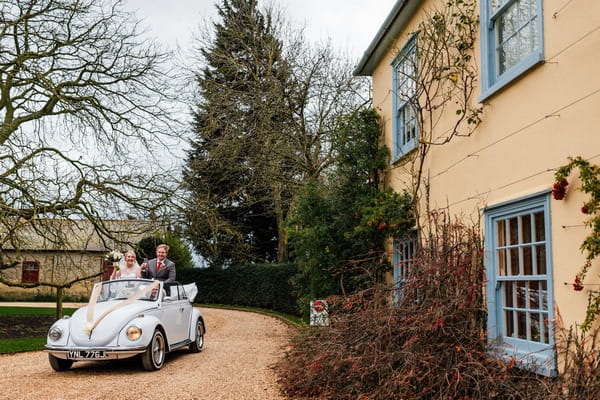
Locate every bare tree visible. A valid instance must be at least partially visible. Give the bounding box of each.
[0,0,183,296]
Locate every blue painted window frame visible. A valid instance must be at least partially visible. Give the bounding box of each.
[393,231,418,289]
[479,0,544,101]
[484,191,556,376]
[391,35,418,162]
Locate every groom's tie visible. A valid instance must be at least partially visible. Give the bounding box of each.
[157,261,162,271]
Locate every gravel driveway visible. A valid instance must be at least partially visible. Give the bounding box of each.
[0,307,292,400]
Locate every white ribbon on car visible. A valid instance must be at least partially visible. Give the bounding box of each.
[85,280,160,337]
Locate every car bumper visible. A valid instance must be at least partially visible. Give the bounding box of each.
[44,345,146,360]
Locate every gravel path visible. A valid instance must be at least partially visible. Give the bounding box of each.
[0,307,292,400]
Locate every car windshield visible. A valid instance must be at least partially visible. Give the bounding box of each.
[96,279,159,302]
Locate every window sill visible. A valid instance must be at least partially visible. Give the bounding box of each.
[390,146,418,166]
[479,53,545,103]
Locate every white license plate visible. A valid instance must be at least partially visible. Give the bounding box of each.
[67,350,106,359]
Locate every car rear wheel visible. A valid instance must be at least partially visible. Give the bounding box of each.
[189,319,205,353]
[141,329,166,371]
[49,354,73,371]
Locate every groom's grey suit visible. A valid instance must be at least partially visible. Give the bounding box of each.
[142,257,176,282]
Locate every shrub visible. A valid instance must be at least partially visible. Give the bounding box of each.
[550,320,600,399]
[277,214,554,399]
[178,263,299,315]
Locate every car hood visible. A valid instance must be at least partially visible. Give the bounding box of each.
[69,301,155,346]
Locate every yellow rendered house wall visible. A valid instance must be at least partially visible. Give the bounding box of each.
[371,0,600,330]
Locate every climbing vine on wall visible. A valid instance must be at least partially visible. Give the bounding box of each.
[392,0,483,213]
[553,156,600,331]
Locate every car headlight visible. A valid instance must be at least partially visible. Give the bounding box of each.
[48,326,62,341]
[126,326,142,340]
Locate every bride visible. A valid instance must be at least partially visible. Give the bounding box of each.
[110,250,142,280]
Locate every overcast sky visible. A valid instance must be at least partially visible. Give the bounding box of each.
[124,0,397,60]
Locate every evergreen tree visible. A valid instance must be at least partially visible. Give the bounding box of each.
[183,0,293,267]
[287,109,415,315]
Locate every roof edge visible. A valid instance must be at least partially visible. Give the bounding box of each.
[354,0,423,76]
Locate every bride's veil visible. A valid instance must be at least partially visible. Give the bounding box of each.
[118,252,141,269]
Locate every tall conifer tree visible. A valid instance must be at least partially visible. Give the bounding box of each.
[183,0,293,267]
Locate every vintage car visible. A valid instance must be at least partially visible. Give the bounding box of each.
[45,278,205,371]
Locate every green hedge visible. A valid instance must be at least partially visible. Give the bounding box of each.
[178,263,299,315]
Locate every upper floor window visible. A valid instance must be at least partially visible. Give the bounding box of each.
[484,192,555,376]
[391,36,418,161]
[480,0,544,100]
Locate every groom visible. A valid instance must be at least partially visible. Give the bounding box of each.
[140,243,176,283]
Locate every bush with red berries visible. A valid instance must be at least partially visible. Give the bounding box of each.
[278,215,556,399]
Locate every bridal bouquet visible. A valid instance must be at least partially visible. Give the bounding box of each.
[105,250,123,263]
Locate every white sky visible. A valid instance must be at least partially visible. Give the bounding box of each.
[124,0,397,59]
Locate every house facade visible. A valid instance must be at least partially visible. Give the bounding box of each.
[355,0,600,375]
[0,219,161,299]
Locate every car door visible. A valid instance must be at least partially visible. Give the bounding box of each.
[161,284,192,345]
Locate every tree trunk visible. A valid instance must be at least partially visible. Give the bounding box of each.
[55,287,64,320]
[272,185,288,263]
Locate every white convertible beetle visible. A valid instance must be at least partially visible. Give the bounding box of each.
[45,279,205,371]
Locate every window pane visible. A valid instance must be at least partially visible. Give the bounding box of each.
[517,311,527,339]
[498,249,507,276]
[505,310,515,337]
[535,244,546,275]
[534,211,545,241]
[541,281,548,310]
[529,280,539,309]
[516,281,526,308]
[494,0,539,78]
[497,46,507,75]
[509,217,519,245]
[530,313,540,342]
[518,0,531,25]
[521,214,532,243]
[542,315,549,343]
[497,220,506,246]
[532,15,539,51]
[522,246,533,275]
[504,282,514,307]
[510,247,519,275]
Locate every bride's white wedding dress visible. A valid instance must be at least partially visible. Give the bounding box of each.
[115,260,141,279]
[119,269,138,278]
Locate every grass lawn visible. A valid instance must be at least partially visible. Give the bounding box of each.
[0,337,48,353]
[0,306,77,354]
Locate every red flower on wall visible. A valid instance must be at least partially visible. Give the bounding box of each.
[552,178,569,200]
[573,275,584,291]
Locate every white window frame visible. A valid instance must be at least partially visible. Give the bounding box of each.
[484,191,556,376]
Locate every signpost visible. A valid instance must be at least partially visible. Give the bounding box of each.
[309,299,329,326]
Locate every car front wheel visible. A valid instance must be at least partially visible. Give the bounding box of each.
[141,329,166,371]
[49,354,73,371]
[189,319,205,353]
